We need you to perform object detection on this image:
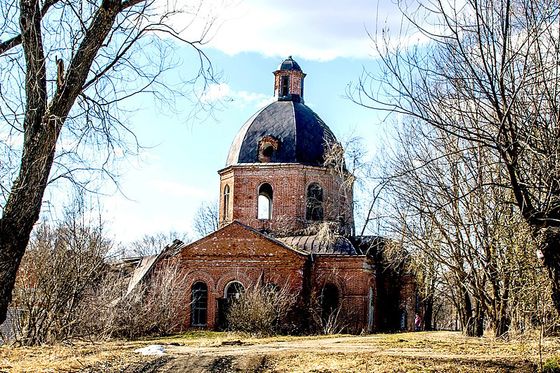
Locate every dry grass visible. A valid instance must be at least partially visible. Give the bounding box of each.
[0,340,152,372]
[0,331,558,372]
[260,332,547,372]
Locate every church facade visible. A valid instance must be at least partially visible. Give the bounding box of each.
[153,57,417,333]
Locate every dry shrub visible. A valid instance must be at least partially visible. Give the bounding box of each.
[226,283,295,335]
[9,221,109,346]
[88,262,188,339]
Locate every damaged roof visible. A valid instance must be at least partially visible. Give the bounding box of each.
[279,234,358,255]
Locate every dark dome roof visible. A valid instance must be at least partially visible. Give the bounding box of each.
[278,56,302,71]
[226,101,337,166]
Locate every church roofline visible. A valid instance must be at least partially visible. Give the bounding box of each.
[217,162,334,175]
[170,220,310,258]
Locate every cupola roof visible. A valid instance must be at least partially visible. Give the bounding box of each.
[225,57,338,167]
[278,56,302,71]
[226,100,337,166]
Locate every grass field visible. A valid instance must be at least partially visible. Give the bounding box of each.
[1,331,558,372]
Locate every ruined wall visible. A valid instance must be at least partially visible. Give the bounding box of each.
[311,255,374,333]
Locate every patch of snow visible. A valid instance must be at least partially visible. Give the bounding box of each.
[134,344,166,356]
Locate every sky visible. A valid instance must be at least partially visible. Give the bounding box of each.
[44,1,416,245]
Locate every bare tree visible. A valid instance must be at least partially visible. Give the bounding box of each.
[192,199,219,238]
[0,0,221,323]
[126,230,190,257]
[382,121,546,337]
[352,0,560,314]
[10,200,110,345]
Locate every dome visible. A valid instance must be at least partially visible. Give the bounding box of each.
[226,100,338,167]
[278,56,302,71]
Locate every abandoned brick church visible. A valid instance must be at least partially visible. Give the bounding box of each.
[145,57,417,333]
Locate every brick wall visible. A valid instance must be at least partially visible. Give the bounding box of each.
[218,164,354,235]
[273,69,306,99]
[158,222,307,330]
[312,255,375,333]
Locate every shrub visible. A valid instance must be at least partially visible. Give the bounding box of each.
[226,283,295,336]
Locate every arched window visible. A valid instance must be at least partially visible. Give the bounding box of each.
[258,183,273,220]
[191,282,208,326]
[320,283,340,321]
[223,185,230,220]
[225,281,245,300]
[306,183,324,221]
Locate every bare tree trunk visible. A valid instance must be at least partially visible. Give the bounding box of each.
[540,227,560,315]
[423,292,434,331]
[0,0,122,324]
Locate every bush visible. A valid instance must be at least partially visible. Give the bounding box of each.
[226,283,295,336]
[10,220,109,345]
[542,357,560,373]
[86,261,188,339]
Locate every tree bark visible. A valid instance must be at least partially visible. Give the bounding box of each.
[0,0,123,324]
[539,227,560,314]
[423,293,434,331]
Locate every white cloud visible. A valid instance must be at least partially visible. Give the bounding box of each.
[174,0,412,61]
[201,82,273,108]
[201,82,232,102]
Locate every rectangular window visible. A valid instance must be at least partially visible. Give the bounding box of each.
[281,76,289,96]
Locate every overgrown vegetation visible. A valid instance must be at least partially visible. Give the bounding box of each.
[5,199,189,345]
[226,283,296,336]
[84,261,188,340]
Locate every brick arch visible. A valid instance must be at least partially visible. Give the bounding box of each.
[316,273,346,296]
[187,271,216,294]
[216,271,252,297]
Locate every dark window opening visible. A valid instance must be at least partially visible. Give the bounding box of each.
[258,183,273,220]
[262,144,274,158]
[281,75,290,96]
[258,136,279,163]
[306,183,324,221]
[191,282,208,326]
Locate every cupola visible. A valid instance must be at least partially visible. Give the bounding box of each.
[273,56,306,103]
[219,57,354,236]
[226,56,337,167]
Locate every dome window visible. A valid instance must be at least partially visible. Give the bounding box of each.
[258,136,279,163]
[258,183,273,220]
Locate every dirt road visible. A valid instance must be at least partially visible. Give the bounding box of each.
[143,333,539,372]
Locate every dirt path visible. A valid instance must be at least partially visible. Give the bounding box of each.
[146,333,537,372]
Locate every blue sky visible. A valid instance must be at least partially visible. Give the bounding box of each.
[45,1,413,244]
